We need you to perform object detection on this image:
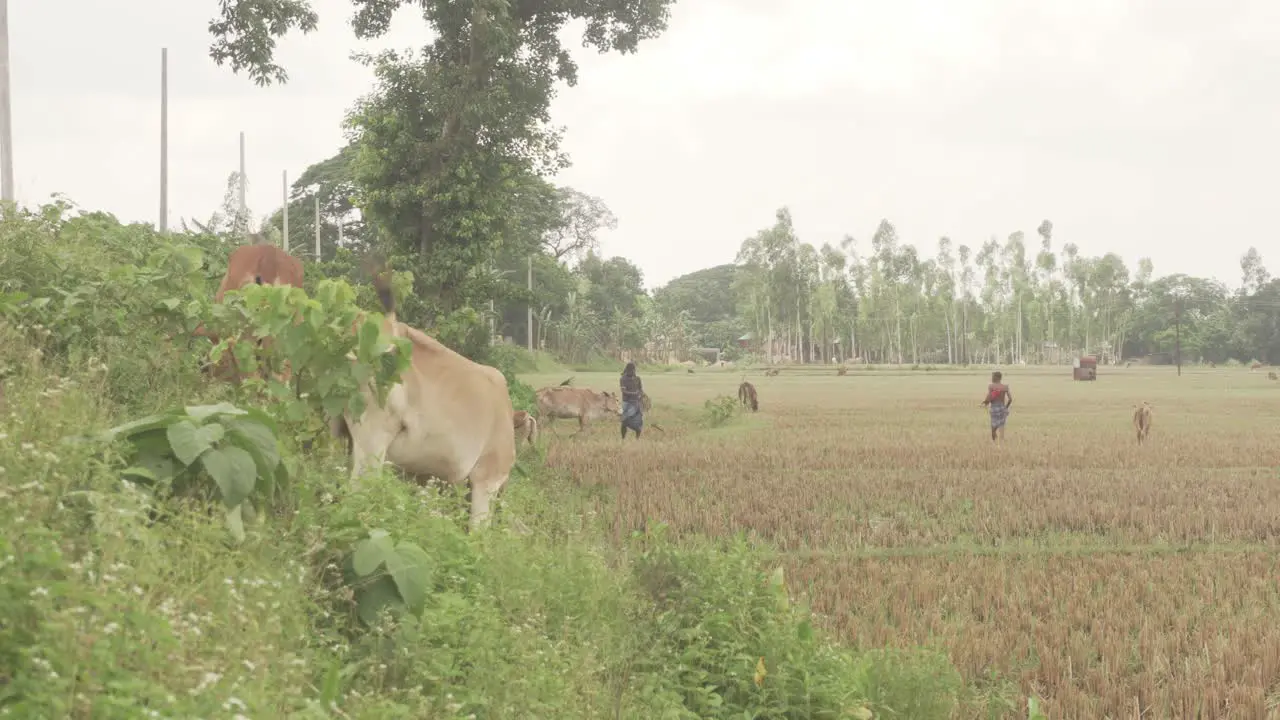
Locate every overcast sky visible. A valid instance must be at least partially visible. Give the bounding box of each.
[11,0,1279,290]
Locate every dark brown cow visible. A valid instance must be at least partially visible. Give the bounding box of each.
[764,368,780,377]
[738,380,758,412]
[195,239,305,383]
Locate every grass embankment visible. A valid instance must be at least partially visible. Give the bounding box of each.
[0,206,960,719]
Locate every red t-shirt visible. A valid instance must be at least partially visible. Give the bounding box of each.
[987,383,1007,404]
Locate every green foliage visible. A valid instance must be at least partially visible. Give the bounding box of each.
[629,527,953,719]
[204,280,412,431]
[702,394,740,428]
[89,403,287,541]
[344,529,434,625]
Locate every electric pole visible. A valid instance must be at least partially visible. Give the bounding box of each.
[159,48,168,232]
[281,170,288,253]
[0,0,14,204]
[238,132,246,234]
[527,255,533,351]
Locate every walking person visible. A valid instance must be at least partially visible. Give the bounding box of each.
[620,361,644,440]
[980,370,1013,442]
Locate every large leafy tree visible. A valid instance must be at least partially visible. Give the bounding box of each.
[208,0,674,344]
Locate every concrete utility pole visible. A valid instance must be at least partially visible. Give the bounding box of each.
[281,170,288,253]
[238,132,246,232]
[159,48,169,232]
[0,0,14,204]
[314,195,320,260]
[527,255,533,351]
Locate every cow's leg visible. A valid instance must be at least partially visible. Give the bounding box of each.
[466,456,511,531]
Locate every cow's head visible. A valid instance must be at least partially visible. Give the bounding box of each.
[600,391,622,415]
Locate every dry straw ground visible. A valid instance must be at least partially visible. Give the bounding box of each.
[523,365,1280,719]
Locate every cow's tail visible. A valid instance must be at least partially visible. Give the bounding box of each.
[526,415,538,445]
[330,415,353,456]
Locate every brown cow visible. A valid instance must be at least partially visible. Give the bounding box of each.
[738,380,758,411]
[534,386,621,434]
[1251,361,1264,371]
[836,366,848,376]
[196,239,305,383]
[1132,402,1153,445]
[330,271,515,531]
[1270,372,1278,381]
[764,368,780,377]
[513,410,538,446]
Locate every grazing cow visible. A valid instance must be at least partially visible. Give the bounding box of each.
[1132,402,1153,445]
[513,410,538,446]
[534,386,621,434]
[764,368,780,377]
[1252,361,1264,371]
[330,271,516,531]
[1270,372,1278,381]
[196,239,305,383]
[687,367,695,374]
[836,366,848,376]
[738,380,758,412]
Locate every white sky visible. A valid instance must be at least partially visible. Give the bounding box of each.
[11,0,1280,290]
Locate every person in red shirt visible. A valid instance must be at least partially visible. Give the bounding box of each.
[979,371,1013,442]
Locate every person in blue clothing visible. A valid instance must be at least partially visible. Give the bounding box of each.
[619,361,644,439]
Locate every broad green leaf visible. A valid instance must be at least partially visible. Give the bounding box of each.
[385,542,432,613]
[99,412,175,442]
[356,576,405,626]
[167,420,224,466]
[352,530,395,577]
[134,452,179,485]
[156,298,181,311]
[357,318,381,360]
[120,466,157,483]
[322,393,349,420]
[225,419,280,473]
[185,403,247,421]
[200,445,258,508]
[351,361,373,385]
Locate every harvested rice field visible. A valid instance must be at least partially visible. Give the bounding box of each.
[523,365,1280,718]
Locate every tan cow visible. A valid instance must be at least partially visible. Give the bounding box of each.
[330,271,515,531]
[196,238,305,383]
[534,386,621,434]
[513,410,538,446]
[1132,402,1153,445]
